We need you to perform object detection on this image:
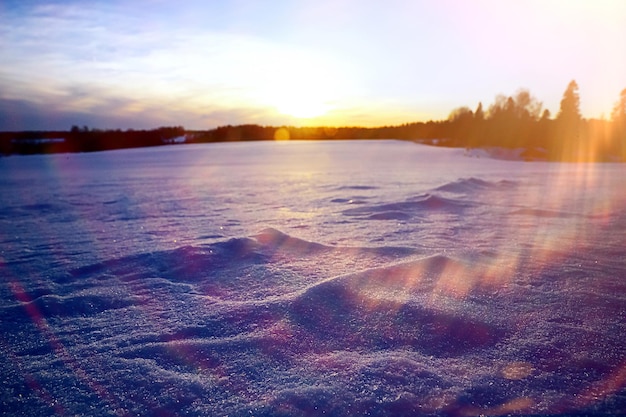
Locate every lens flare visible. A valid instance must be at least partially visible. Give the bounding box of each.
[274,127,290,141]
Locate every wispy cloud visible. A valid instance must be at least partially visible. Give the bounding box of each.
[0,1,359,129]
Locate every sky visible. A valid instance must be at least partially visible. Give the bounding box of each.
[1,0,625,131]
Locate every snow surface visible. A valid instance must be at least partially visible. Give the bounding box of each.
[1,140,625,416]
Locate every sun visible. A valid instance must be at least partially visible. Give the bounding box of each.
[270,80,335,119]
[275,94,331,119]
[250,46,356,122]
[256,54,342,121]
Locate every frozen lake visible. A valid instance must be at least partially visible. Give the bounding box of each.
[1,140,625,416]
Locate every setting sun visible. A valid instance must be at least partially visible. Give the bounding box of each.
[268,78,336,120]
[275,93,331,119]
[253,50,348,122]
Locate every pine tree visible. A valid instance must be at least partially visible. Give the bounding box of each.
[612,88,626,160]
[553,80,583,160]
[612,88,626,123]
[557,80,581,122]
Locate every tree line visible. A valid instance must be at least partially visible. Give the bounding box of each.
[0,126,185,155]
[442,81,626,161]
[2,80,625,161]
[187,80,626,161]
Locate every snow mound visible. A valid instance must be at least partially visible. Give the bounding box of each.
[290,255,508,356]
[343,194,471,219]
[434,177,516,194]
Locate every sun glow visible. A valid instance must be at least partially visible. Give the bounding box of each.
[253,49,350,122]
[275,95,331,119]
[269,76,336,120]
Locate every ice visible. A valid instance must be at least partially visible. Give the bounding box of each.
[1,140,625,416]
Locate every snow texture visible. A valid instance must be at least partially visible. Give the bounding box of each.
[1,140,625,416]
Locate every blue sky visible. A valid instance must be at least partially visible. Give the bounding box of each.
[1,0,625,130]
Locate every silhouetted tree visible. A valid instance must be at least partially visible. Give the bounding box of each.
[557,80,582,121]
[553,80,583,159]
[468,102,486,147]
[486,95,513,147]
[611,88,626,159]
[474,102,484,121]
[447,106,473,146]
[531,109,552,149]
